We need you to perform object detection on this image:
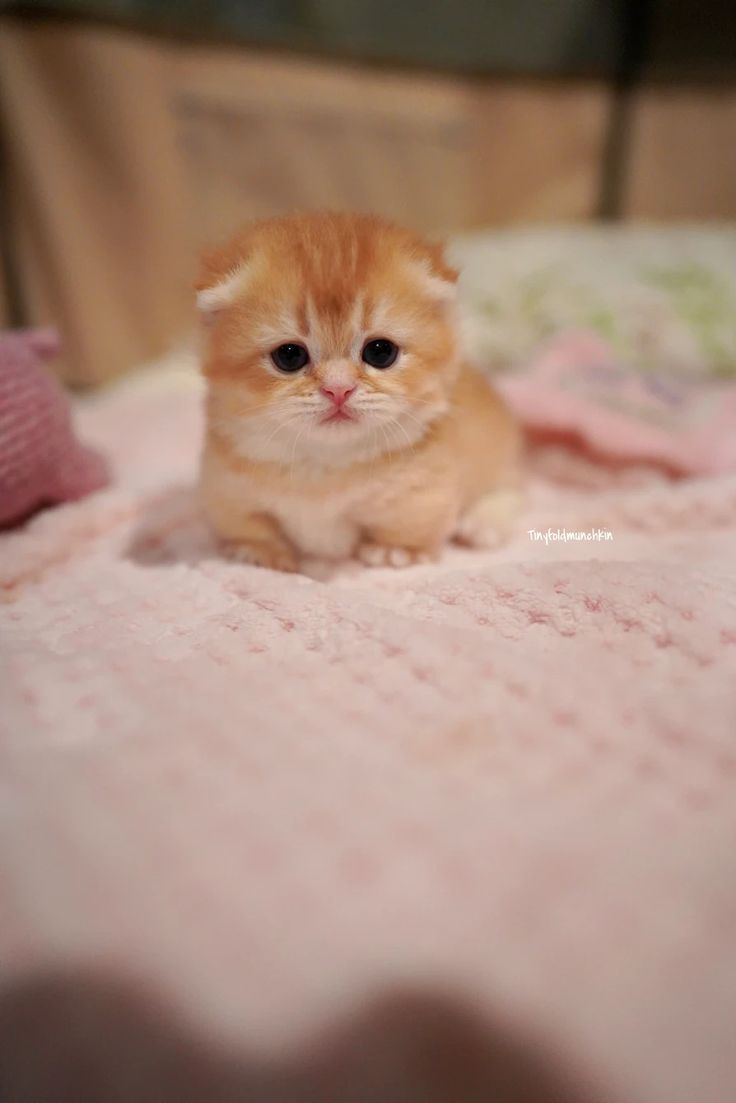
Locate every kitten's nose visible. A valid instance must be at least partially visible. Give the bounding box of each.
[320,383,356,408]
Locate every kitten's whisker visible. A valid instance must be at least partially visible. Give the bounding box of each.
[400,411,431,435]
[288,420,310,483]
[239,399,302,417]
[237,395,325,421]
[384,416,419,458]
[377,420,396,461]
[368,427,380,478]
[259,414,304,451]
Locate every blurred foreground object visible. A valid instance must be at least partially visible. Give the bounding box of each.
[0,328,108,527]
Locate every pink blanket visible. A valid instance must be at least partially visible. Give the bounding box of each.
[2,365,736,1102]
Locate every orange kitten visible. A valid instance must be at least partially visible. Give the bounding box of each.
[196,211,522,572]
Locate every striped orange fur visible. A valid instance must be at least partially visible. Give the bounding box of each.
[197,211,521,571]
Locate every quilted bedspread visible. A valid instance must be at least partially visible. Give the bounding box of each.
[1,362,736,1102]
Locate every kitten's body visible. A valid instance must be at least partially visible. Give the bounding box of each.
[198,212,521,571]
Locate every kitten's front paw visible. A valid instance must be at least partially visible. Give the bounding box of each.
[455,489,523,549]
[357,542,435,568]
[220,539,299,573]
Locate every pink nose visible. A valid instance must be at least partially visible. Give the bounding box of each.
[320,383,356,407]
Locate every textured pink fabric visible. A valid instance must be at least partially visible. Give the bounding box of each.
[1,371,736,1102]
[0,329,108,528]
[499,330,736,476]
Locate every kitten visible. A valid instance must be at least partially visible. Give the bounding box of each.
[197,211,522,572]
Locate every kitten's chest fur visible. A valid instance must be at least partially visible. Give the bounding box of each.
[269,487,362,559]
[204,426,424,560]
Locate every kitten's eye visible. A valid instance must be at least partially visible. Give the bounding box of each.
[271,343,310,373]
[362,338,399,369]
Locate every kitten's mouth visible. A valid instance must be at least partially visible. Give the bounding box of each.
[321,408,357,425]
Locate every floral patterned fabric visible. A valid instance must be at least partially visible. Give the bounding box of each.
[451,226,736,379]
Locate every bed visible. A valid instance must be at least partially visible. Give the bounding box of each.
[2,226,736,1102]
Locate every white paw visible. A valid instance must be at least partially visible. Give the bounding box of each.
[455,489,523,549]
[357,542,434,568]
[220,539,298,573]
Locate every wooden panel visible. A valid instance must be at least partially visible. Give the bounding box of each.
[624,86,736,220]
[174,47,473,243]
[470,81,609,225]
[0,18,194,385]
[174,52,609,240]
[0,18,608,384]
[0,252,9,329]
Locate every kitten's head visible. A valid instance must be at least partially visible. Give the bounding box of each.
[197,212,461,466]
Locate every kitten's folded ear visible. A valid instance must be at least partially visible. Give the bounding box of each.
[427,241,460,286]
[194,230,253,319]
[411,241,460,304]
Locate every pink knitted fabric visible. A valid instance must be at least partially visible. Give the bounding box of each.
[0,329,108,528]
[499,331,736,476]
[1,368,735,1103]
